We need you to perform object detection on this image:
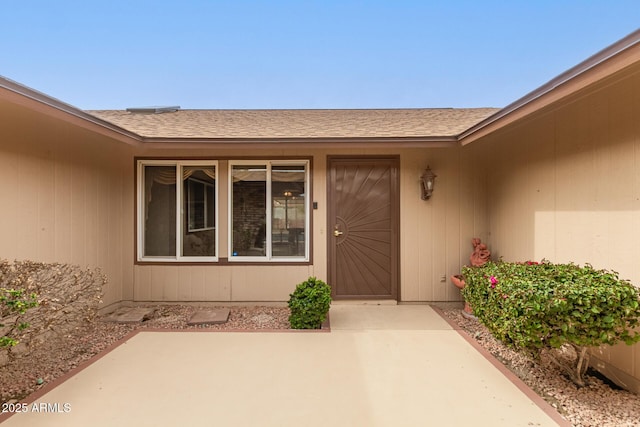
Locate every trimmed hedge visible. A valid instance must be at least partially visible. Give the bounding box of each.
[288,277,331,329]
[461,260,640,385]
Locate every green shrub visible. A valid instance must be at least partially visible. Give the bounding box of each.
[0,288,39,348]
[288,277,331,329]
[461,260,640,386]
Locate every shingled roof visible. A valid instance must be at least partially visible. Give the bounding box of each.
[88,108,499,140]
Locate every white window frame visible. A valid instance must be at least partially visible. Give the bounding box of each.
[228,160,310,262]
[137,159,219,262]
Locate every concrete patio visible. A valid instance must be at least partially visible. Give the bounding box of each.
[0,305,568,426]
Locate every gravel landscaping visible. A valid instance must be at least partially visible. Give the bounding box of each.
[438,306,640,427]
[1,304,639,426]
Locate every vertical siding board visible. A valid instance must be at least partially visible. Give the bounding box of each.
[38,151,56,262]
[177,266,191,301]
[85,161,98,268]
[553,103,593,264]
[589,94,610,266]
[473,149,489,255]
[165,267,179,301]
[528,119,557,261]
[206,266,231,301]
[16,152,40,260]
[133,266,142,301]
[202,267,216,301]
[97,166,109,273]
[70,161,86,266]
[312,155,328,283]
[604,80,638,275]
[150,266,164,301]
[431,150,448,301]
[608,342,635,376]
[103,165,120,305]
[428,150,443,301]
[134,266,151,301]
[417,153,430,301]
[400,151,420,301]
[190,267,205,301]
[0,149,19,258]
[445,149,461,301]
[54,156,73,263]
[418,151,433,301]
[120,160,135,302]
[229,267,244,301]
[457,147,475,302]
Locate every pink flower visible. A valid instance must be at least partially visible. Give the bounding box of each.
[489,276,498,288]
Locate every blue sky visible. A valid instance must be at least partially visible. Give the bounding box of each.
[1,1,638,110]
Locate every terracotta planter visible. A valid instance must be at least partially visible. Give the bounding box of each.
[450,275,475,318]
[450,274,465,290]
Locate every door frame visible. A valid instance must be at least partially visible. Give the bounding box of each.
[326,155,400,300]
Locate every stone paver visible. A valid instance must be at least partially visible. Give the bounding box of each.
[104,307,156,324]
[187,308,230,325]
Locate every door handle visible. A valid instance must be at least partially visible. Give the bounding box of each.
[333,229,344,237]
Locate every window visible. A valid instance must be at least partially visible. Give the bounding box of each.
[137,158,309,263]
[230,161,309,261]
[137,160,218,261]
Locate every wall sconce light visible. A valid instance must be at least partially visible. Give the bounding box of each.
[420,166,437,200]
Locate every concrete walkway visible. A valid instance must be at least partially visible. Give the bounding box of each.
[1,305,568,426]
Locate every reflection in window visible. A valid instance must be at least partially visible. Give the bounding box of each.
[230,162,308,260]
[231,165,267,257]
[271,166,306,257]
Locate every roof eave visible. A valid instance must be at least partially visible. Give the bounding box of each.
[0,76,142,146]
[137,135,459,149]
[458,29,640,146]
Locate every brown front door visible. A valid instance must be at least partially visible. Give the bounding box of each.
[327,156,399,300]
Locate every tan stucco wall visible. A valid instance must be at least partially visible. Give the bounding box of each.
[0,100,134,307]
[131,146,483,302]
[470,65,640,392]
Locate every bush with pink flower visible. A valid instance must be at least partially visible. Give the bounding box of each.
[461,260,640,386]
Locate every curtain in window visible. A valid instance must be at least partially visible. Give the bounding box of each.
[144,166,215,219]
[142,165,216,258]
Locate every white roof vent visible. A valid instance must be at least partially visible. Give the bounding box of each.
[126,106,180,114]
